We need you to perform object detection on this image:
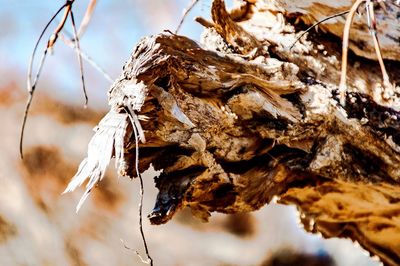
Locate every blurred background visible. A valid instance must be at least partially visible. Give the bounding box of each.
[0,1,380,265]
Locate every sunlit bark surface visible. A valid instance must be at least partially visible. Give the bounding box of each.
[66,1,400,265]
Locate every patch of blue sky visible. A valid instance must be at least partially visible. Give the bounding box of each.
[0,0,217,105]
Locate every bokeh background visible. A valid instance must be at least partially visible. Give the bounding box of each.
[0,1,381,265]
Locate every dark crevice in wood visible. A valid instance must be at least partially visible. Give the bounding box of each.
[149,166,207,225]
[345,92,400,146]
[343,144,394,183]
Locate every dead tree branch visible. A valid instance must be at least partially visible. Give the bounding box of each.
[64,1,400,265]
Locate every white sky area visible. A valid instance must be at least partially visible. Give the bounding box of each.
[0,0,221,108]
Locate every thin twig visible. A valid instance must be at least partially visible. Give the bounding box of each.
[120,239,151,264]
[175,0,200,34]
[365,0,372,31]
[70,10,89,107]
[48,1,73,49]
[289,10,350,50]
[339,0,366,105]
[195,16,214,28]
[367,1,390,85]
[60,34,114,83]
[20,0,95,158]
[78,0,97,38]
[125,106,154,266]
[20,3,69,159]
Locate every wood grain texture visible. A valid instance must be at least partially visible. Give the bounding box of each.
[279,0,400,61]
[65,1,400,265]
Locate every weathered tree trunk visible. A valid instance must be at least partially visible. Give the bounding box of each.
[65,1,400,265]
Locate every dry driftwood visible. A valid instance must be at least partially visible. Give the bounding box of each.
[65,1,400,265]
[279,0,400,61]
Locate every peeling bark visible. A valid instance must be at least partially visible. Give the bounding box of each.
[65,1,400,265]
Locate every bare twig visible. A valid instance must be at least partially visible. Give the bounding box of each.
[289,10,350,50]
[78,0,97,38]
[195,16,214,28]
[20,2,69,158]
[367,1,390,85]
[339,0,392,104]
[20,0,94,158]
[175,0,200,34]
[70,10,89,107]
[365,0,372,30]
[126,106,153,266]
[339,0,365,105]
[60,34,114,83]
[48,2,72,49]
[120,239,151,264]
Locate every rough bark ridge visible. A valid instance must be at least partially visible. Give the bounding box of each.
[65,1,400,265]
